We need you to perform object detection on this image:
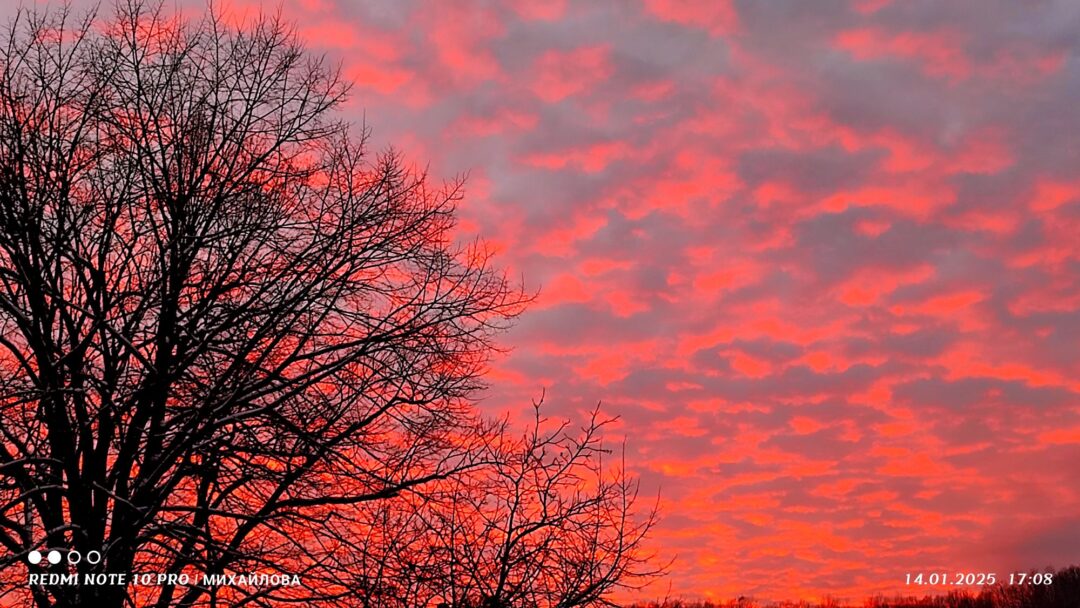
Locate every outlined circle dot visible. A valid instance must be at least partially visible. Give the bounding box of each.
[85,550,102,565]
[27,550,42,565]
[67,550,82,564]
[47,550,61,565]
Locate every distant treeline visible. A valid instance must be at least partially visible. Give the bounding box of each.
[628,565,1080,608]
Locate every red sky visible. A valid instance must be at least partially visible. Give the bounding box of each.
[21,0,1080,602]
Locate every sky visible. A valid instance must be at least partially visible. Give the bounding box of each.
[14,0,1080,602]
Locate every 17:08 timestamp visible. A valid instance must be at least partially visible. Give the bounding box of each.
[904,572,1054,586]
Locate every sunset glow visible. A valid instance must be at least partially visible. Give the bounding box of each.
[8,0,1079,604]
[268,0,1078,602]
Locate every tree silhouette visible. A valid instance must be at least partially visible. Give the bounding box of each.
[0,2,551,606]
[344,401,664,608]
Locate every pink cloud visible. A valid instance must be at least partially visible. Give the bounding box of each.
[174,0,1080,601]
[530,45,613,103]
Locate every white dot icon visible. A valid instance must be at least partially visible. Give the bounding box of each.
[27,550,42,565]
[47,550,61,565]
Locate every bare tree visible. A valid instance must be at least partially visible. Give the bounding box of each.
[0,2,526,607]
[350,401,665,608]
